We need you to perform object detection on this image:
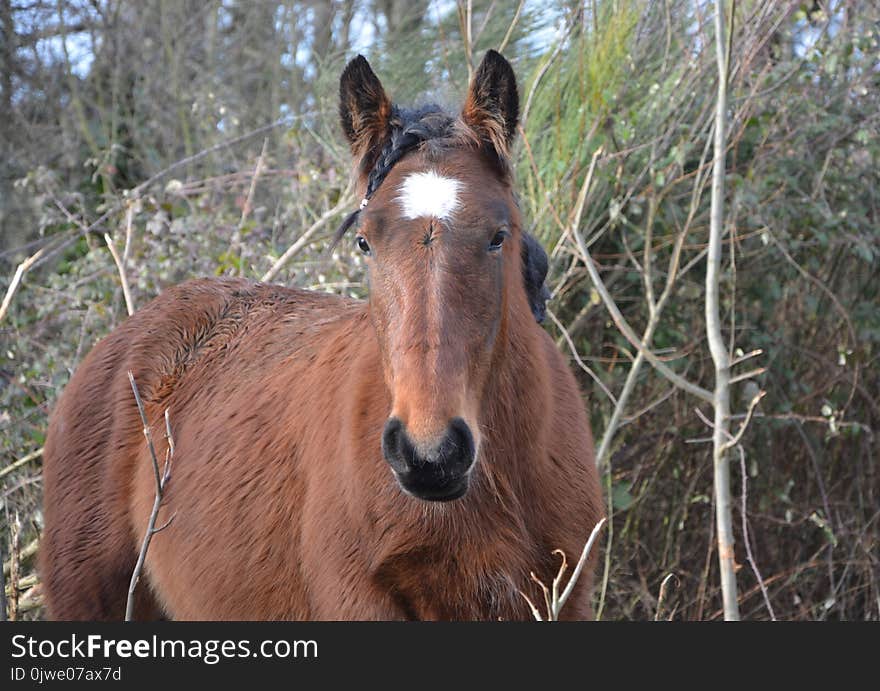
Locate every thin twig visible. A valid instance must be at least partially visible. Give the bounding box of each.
[498,0,525,53]
[738,447,776,620]
[457,0,474,82]
[521,9,578,126]
[728,367,766,385]
[547,309,616,406]
[260,189,354,283]
[550,549,567,613]
[518,589,544,621]
[0,247,46,323]
[737,412,871,437]
[473,0,497,46]
[8,514,20,621]
[125,373,174,621]
[0,448,43,480]
[571,212,713,405]
[655,573,678,621]
[2,537,38,577]
[620,387,676,427]
[561,146,604,248]
[104,226,135,316]
[730,348,763,367]
[721,390,766,452]
[694,405,715,432]
[531,571,552,617]
[520,518,606,621]
[122,201,134,268]
[0,544,6,621]
[557,517,607,615]
[596,464,613,621]
[232,137,269,276]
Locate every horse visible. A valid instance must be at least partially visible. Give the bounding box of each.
[39,50,604,621]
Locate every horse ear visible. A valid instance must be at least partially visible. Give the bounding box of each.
[461,50,519,159]
[521,232,551,323]
[339,55,393,173]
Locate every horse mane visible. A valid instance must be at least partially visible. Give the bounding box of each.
[332,102,502,245]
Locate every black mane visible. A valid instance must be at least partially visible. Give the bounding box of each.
[333,103,457,245]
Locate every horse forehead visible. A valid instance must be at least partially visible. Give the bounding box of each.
[396,169,463,220]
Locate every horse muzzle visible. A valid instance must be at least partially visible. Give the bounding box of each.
[381,416,475,501]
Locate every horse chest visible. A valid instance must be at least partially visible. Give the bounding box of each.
[367,540,530,621]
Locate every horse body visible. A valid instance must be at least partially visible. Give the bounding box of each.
[40,51,604,621]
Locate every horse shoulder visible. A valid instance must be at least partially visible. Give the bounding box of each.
[536,328,605,618]
[126,279,365,618]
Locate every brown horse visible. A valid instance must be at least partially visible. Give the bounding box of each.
[40,51,604,621]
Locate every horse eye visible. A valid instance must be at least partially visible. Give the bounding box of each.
[488,230,509,251]
[356,235,371,255]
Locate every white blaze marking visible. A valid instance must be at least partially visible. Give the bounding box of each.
[396,170,462,220]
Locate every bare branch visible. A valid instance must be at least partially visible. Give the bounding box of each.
[620,387,676,428]
[518,589,544,621]
[519,517,606,621]
[557,517,607,614]
[0,247,46,324]
[456,0,474,82]
[0,448,43,480]
[738,447,776,620]
[571,224,714,404]
[497,0,525,53]
[706,0,739,621]
[125,372,174,621]
[232,137,270,276]
[260,189,354,283]
[152,512,177,534]
[722,390,766,452]
[547,309,617,406]
[531,570,552,618]
[550,549,568,614]
[694,405,716,433]
[730,348,763,367]
[2,538,38,578]
[655,573,678,621]
[0,544,6,622]
[8,514,20,621]
[728,367,767,385]
[104,224,135,316]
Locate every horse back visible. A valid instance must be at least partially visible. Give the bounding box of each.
[40,277,362,620]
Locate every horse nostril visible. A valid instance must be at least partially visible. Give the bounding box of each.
[438,417,476,473]
[382,417,414,474]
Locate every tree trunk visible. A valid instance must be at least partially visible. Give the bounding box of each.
[707,0,740,622]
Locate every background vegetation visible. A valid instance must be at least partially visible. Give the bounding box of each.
[1,0,877,620]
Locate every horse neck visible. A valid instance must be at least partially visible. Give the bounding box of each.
[481,296,550,465]
[365,302,552,610]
